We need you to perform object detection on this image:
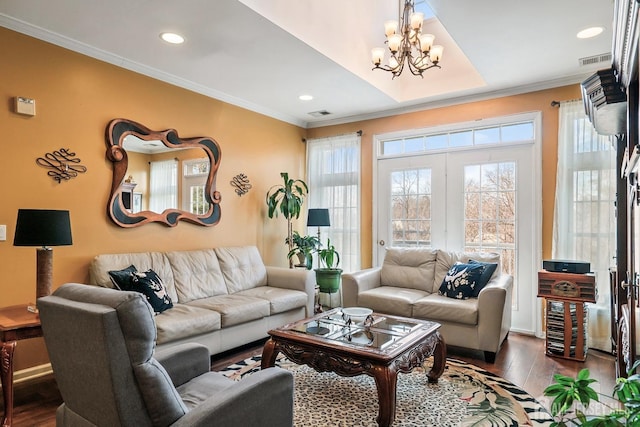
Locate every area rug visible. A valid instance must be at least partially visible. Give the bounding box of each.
[220,355,554,426]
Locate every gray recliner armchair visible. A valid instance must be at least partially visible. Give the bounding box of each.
[37,283,293,427]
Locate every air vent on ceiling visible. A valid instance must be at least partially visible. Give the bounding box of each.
[308,110,331,117]
[578,52,612,67]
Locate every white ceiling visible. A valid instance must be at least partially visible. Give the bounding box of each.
[0,0,613,128]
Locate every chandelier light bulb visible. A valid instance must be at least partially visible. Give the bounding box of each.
[430,45,444,63]
[419,33,435,53]
[384,20,398,37]
[371,48,385,65]
[388,34,403,52]
[389,56,400,71]
[410,12,424,30]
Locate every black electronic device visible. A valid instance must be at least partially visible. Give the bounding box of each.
[542,259,591,274]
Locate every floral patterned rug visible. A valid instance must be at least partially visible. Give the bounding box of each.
[220,355,554,426]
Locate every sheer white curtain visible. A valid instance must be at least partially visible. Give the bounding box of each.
[553,100,616,351]
[306,133,361,273]
[149,159,178,212]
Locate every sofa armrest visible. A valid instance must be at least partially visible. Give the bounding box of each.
[477,274,513,353]
[171,367,293,427]
[342,267,382,307]
[266,266,316,316]
[155,343,211,388]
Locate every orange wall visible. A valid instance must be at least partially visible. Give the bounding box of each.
[1,27,306,370]
[306,85,581,268]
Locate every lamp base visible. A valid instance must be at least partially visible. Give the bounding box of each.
[36,247,53,299]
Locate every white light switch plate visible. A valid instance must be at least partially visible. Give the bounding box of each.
[0,225,6,241]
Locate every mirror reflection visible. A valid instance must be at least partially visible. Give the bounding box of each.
[122,135,211,214]
[106,118,222,228]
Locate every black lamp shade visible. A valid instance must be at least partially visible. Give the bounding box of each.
[14,209,72,247]
[307,208,330,227]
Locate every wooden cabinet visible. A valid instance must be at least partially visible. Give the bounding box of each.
[538,271,596,361]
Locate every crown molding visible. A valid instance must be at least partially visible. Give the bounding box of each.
[0,14,306,128]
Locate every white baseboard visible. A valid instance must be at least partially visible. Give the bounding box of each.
[13,363,53,385]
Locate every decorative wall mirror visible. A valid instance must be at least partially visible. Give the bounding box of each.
[105,118,222,227]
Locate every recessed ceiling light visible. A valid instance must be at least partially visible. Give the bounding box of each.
[299,95,313,101]
[160,32,185,44]
[577,27,604,39]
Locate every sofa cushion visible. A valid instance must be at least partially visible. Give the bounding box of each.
[154,304,221,344]
[214,246,268,293]
[108,265,137,290]
[89,252,178,303]
[357,286,429,317]
[433,250,500,293]
[129,269,174,313]
[468,259,498,296]
[165,249,228,303]
[380,247,437,292]
[438,262,485,300]
[237,287,308,315]
[413,294,479,325]
[187,295,270,327]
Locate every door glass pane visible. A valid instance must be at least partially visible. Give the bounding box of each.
[389,168,431,247]
[464,162,517,305]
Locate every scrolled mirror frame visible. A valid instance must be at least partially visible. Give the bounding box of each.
[105,118,222,227]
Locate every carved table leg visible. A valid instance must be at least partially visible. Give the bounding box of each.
[372,364,398,427]
[261,338,279,369]
[1,341,16,427]
[427,331,446,383]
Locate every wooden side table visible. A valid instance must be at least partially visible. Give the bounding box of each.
[0,305,43,427]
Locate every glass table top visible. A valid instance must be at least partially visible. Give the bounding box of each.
[288,308,431,351]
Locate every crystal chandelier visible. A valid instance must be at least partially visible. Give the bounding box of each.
[371,0,444,78]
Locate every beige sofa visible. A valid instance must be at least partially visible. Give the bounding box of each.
[89,245,315,355]
[342,247,513,362]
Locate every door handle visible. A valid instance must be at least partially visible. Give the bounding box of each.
[379,240,385,246]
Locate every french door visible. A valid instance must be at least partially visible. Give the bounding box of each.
[375,143,540,334]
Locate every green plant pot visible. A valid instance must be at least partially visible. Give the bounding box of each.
[315,268,343,294]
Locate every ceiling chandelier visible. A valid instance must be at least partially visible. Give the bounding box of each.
[371,0,443,78]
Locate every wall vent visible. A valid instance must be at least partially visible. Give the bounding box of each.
[578,52,612,67]
[308,110,331,117]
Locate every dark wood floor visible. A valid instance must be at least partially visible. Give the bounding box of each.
[4,333,616,426]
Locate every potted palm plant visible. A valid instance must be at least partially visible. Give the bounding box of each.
[315,238,342,293]
[266,172,308,268]
[285,231,319,270]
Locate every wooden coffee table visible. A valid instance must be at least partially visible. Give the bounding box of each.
[261,308,446,427]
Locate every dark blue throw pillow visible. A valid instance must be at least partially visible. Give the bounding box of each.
[468,259,498,297]
[108,265,137,290]
[438,262,486,299]
[130,269,173,314]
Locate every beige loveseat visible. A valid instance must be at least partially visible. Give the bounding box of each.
[88,245,315,356]
[342,247,513,362]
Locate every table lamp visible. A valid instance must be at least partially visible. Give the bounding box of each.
[307,208,330,244]
[14,209,72,306]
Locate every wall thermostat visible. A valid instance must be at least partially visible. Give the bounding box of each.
[14,96,36,116]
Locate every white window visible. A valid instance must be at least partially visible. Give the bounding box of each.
[149,159,178,212]
[182,158,210,215]
[306,133,361,273]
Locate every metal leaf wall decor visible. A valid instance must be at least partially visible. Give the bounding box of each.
[231,173,252,196]
[36,148,87,183]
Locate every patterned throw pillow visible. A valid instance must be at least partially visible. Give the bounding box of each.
[468,259,498,297]
[438,262,486,299]
[108,265,137,290]
[130,269,173,314]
